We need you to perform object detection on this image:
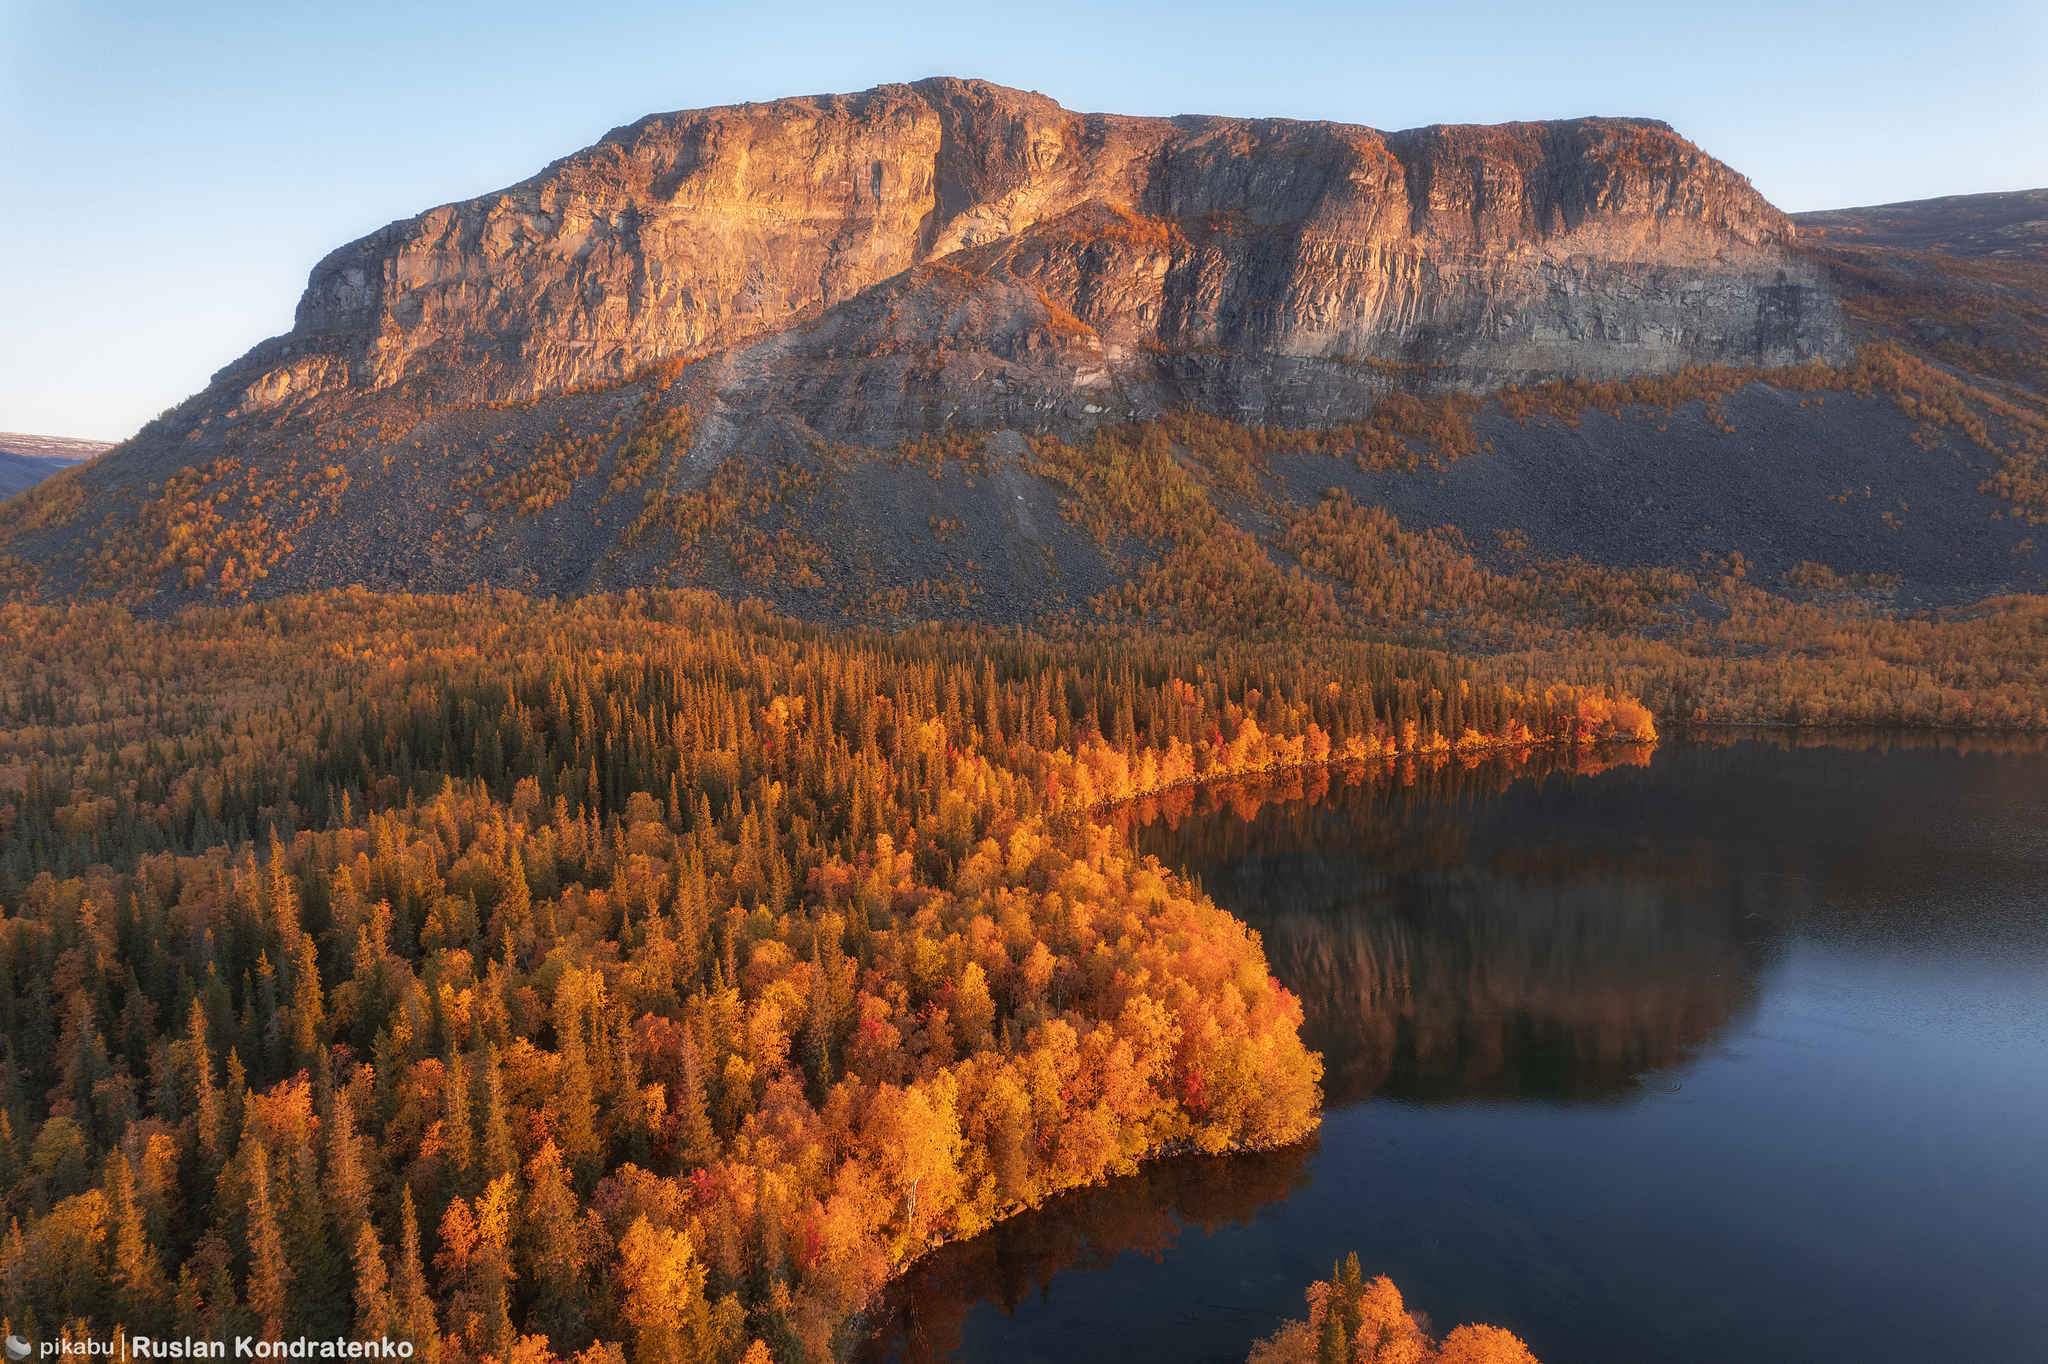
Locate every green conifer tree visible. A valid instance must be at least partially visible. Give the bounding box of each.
[285,1137,345,1337]
[392,1188,442,1364]
[243,1142,291,1342]
[522,1140,588,1350]
[171,1229,237,1347]
[440,1046,477,1201]
[289,932,325,1074]
[500,844,532,959]
[191,1005,225,1178]
[478,1047,518,1191]
[324,1090,372,1239]
[106,1149,169,1335]
[676,1037,718,1171]
[1317,1307,1349,1364]
[552,977,600,1184]
[350,1219,395,1341]
[1,1216,38,1346]
[222,1050,248,1165]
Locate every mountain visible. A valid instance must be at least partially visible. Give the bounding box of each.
[1791,190,2048,388]
[0,432,106,499]
[0,80,2040,627]
[235,78,1842,418]
[1794,187,2048,262]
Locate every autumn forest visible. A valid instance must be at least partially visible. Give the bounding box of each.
[0,576,1701,1363]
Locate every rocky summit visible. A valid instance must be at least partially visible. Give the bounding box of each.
[232,77,1843,429]
[3,81,2041,623]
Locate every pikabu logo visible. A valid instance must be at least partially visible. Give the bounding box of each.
[6,1336,31,1361]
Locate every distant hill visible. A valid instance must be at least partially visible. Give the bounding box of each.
[1795,188,2048,262]
[0,83,2039,632]
[1792,190,2047,392]
[0,431,107,498]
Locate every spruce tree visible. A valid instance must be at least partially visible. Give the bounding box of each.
[222,1050,248,1165]
[523,1140,588,1350]
[392,1188,442,1364]
[171,1229,237,1347]
[1338,1252,1366,1344]
[191,1004,225,1179]
[1,1217,38,1345]
[285,1137,345,1337]
[106,1149,169,1335]
[0,1116,17,1208]
[289,932,325,1074]
[255,954,283,1080]
[267,827,300,958]
[122,965,154,1074]
[478,1046,518,1191]
[243,1142,291,1342]
[676,1037,718,1171]
[472,1175,518,1363]
[1318,1307,1349,1364]
[324,1090,372,1238]
[350,1219,396,1340]
[552,977,600,1184]
[500,844,532,960]
[440,1046,477,1201]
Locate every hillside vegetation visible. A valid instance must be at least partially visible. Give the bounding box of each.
[6,344,2044,735]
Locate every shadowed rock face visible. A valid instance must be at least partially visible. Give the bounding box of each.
[224,77,1844,428]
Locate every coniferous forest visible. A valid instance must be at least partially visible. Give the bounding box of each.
[0,589,1655,1361]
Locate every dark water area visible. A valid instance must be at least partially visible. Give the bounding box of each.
[855,734,2048,1364]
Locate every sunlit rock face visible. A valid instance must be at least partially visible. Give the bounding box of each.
[219,78,1845,431]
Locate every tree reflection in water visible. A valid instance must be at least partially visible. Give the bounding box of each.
[1120,753,1761,1106]
[855,1142,1314,1363]
[854,733,2048,1364]
[861,747,1750,1361]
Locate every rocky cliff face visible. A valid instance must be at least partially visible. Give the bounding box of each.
[20,80,1961,622]
[221,78,1844,430]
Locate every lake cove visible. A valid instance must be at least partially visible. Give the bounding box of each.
[857,734,2048,1364]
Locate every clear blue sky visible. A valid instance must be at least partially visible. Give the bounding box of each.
[3,0,2043,441]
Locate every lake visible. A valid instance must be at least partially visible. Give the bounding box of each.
[855,733,2048,1364]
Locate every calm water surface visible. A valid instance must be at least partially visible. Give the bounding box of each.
[856,735,2048,1364]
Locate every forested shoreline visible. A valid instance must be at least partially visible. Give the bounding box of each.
[0,590,1659,1363]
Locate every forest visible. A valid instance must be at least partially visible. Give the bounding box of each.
[1010,347,2048,730]
[0,589,1657,1362]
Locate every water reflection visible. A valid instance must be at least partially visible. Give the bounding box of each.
[859,734,2048,1364]
[855,1143,1314,1364]
[1123,760,1758,1105]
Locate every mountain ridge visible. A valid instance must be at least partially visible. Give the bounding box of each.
[212,77,1843,430]
[0,432,106,499]
[5,83,2044,633]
